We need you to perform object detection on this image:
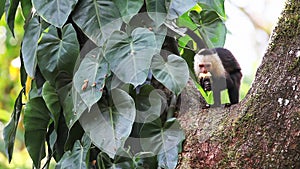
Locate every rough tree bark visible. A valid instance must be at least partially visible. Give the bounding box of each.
[177,0,300,168]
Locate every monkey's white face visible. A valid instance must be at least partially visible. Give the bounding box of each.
[194,53,225,77]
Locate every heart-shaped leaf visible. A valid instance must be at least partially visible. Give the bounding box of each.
[72,0,122,46]
[55,134,91,169]
[79,89,136,158]
[105,28,156,87]
[151,54,189,95]
[188,10,227,48]
[24,97,51,169]
[73,47,109,111]
[113,0,143,24]
[146,0,167,27]
[37,24,79,83]
[140,117,185,169]
[32,0,78,28]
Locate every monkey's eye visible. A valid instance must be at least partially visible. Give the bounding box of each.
[199,64,205,68]
[205,63,211,68]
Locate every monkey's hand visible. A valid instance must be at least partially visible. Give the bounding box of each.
[202,79,211,91]
[199,73,212,91]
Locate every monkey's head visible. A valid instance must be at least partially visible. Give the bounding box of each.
[194,49,226,91]
[194,49,225,78]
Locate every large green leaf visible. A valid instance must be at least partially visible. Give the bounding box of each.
[24,97,51,169]
[32,0,78,28]
[167,0,197,19]
[73,47,109,111]
[37,24,79,83]
[190,10,227,48]
[146,0,167,27]
[6,0,19,36]
[113,0,143,24]
[105,28,156,87]
[151,54,189,95]
[22,15,42,78]
[42,81,61,130]
[3,89,24,162]
[55,134,91,169]
[199,0,226,18]
[79,89,136,158]
[140,117,185,169]
[72,0,122,46]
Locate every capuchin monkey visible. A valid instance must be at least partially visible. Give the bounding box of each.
[164,22,242,108]
[194,48,242,108]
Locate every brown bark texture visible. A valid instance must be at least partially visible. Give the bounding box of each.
[176,0,300,168]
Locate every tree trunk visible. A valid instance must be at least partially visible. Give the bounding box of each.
[176,0,300,168]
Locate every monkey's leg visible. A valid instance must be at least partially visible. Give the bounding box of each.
[213,89,222,106]
[227,72,242,105]
[228,87,239,104]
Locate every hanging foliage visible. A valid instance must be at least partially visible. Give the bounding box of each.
[2,0,227,168]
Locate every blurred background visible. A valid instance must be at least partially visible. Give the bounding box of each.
[224,0,286,98]
[0,0,286,168]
